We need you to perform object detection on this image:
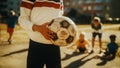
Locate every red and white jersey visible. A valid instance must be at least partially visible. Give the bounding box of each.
[31,0,63,25]
[19,0,63,44]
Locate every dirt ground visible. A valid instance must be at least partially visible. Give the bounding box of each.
[0,24,120,68]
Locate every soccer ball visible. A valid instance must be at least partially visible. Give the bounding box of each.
[48,16,77,47]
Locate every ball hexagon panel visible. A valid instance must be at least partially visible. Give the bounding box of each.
[57,28,69,40]
[51,33,58,41]
[68,25,76,36]
[48,19,61,33]
[66,35,74,44]
[60,20,70,28]
[54,39,67,46]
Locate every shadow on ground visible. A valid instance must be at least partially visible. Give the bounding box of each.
[64,54,95,68]
[1,48,28,57]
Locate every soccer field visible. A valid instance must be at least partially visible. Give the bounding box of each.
[0,23,120,68]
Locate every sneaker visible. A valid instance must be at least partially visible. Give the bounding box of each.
[96,60,107,66]
[89,50,94,54]
[99,50,102,54]
[73,51,79,55]
[61,54,71,60]
[8,40,12,44]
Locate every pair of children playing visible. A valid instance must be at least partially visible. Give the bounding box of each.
[63,32,118,61]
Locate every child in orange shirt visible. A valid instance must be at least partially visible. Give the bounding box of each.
[62,32,92,60]
[76,32,92,53]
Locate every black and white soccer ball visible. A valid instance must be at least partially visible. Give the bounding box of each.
[48,16,77,47]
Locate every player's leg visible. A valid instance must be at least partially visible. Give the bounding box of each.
[7,28,14,44]
[45,44,61,68]
[98,33,102,53]
[91,32,97,53]
[27,40,44,68]
[78,47,86,54]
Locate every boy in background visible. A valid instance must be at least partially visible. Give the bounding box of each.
[6,9,18,44]
[91,17,103,53]
[96,34,119,66]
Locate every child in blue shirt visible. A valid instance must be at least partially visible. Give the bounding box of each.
[96,34,119,66]
[6,9,18,44]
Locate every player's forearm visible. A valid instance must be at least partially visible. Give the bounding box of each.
[18,0,34,31]
[19,16,33,31]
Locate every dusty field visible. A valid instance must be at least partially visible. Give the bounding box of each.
[0,24,120,68]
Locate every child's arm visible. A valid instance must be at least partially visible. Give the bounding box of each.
[85,40,92,52]
[98,23,103,33]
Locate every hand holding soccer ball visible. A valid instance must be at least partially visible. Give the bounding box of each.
[32,23,55,40]
[48,16,77,47]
